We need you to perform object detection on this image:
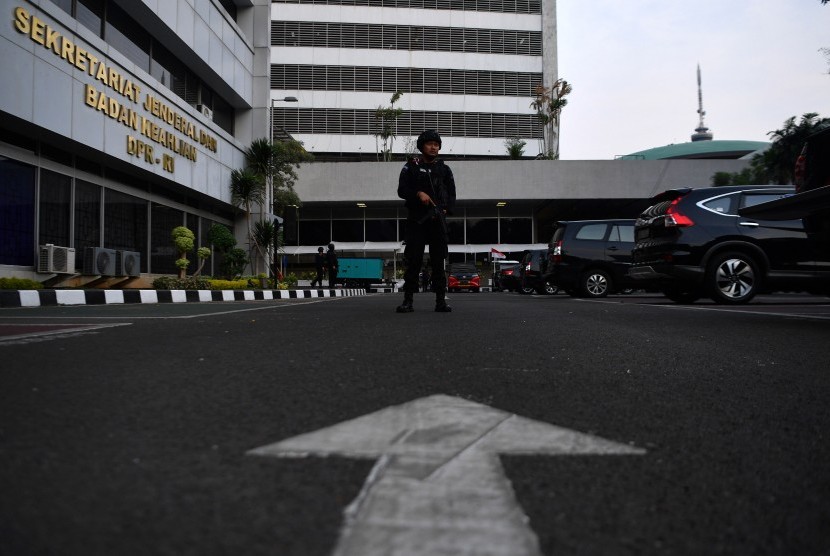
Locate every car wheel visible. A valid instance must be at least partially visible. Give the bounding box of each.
[706,252,760,304]
[579,269,612,298]
[536,280,559,295]
[662,286,701,304]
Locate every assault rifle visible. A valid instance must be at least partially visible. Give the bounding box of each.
[417,198,449,242]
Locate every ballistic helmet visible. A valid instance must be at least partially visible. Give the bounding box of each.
[416,129,442,152]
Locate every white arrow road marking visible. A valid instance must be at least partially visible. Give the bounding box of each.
[248,394,645,556]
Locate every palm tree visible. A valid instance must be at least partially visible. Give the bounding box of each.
[530,79,572,159]
[230,168,265,273]
[374,92,404,161]
[243,138,311,275]
[760,113,830,184]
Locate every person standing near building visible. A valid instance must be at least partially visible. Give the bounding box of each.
[326,243,338,287]
[311,246,325,287]
[396,130,456,313]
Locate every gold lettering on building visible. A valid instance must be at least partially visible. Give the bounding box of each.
[14,6,219,171]
[84,84,139,129]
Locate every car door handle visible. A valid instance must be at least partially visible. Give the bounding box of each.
[739,222,759,227]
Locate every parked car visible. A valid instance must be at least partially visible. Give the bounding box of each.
[630,185,830,304]
[543,219,638,298]
[447,262,481,292]
[493,262,521,292]
[518,249,558,295]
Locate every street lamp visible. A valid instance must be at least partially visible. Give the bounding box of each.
[265,97,299,278]
[270,96,298,142]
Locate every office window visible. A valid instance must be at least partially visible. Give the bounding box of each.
[500,218,532,244]
[49,0,73,16]
[366,219,397,242]
[272,21,542,56]
[466,218,498,244]
[76,0,105,36]
[74,179,101,271]
[150,205,183,274]
[39,169,72,248]
[150,41,186,94]
[332,220,363,242]
[217,0,237,20]
[273,107,542,139]
[270,0,542,14]
[105,189,148,272]
[0,158,36,265]
[446,218,464,244]
[105,2,151,72]
[299,220,331,246]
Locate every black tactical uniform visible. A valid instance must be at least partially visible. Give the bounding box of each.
[396,130,456,312]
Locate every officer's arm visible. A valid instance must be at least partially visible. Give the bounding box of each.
[397,164,418,201]
[398,163,432,205]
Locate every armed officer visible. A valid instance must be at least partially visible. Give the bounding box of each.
[396,129,456,313]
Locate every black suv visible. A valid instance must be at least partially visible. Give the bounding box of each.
[630,185,830,304]
[518,249,558,295]
[543,219,637,298]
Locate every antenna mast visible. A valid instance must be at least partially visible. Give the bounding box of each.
[691,64,713,141]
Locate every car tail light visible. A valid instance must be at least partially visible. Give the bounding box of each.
[448,276,458,287]
[552,240,563,264]
[471,276,480,286]
[664,198,694,227]
[504,269,513,275]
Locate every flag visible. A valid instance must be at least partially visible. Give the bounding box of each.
[490,248,506,260]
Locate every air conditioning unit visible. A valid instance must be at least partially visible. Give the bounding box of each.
[198,104,213,120]
[116,250,141,277]
[38,244,76,274]
[83,247,117,276]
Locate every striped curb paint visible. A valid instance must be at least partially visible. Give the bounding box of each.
[0,288,366,308]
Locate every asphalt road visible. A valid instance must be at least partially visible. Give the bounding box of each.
[1,292,829,555]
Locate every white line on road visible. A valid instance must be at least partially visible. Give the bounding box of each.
[0,297,352,320]
[580,298,830,320]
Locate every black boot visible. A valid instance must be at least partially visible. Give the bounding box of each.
[396,293,414,313]
[434,290,452,312]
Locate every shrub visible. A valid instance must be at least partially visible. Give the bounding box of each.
[172,226,196,279]
[151,276,211,290]
[207,279,248,290]
[0,277,43,290]
[220,247,248,279]
[207,224,236,253]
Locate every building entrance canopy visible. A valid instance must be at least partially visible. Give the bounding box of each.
[281,243,547,255]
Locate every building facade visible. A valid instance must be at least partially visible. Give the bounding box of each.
[0,0,270,280]
[269,0,556,160]
[0,0,755,282]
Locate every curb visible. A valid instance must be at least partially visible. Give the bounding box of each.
[0,288,367,308]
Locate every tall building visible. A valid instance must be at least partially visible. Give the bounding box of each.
[0,0,271,280]
[269,0,557,160]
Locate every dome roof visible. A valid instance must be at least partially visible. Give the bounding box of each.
[618,140,769,160]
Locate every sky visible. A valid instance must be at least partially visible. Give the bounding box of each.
[556,1,830,160]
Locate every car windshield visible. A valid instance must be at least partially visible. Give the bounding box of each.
[449,263,477,273]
